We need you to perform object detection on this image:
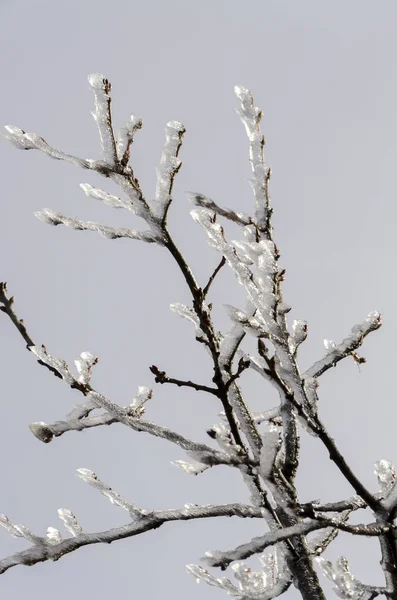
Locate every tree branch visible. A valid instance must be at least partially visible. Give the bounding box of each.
[0,503,264,575]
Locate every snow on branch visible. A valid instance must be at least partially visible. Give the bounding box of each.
[88,74,118,166]
[304,311,382,380]
[34,209,162,243]
[0,503,264,575]
[152,120,185,221]
[234,85,271,230]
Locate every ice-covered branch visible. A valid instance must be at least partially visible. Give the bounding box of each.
[88,74,119,166]
[298,496,366,517]
[34,209,162,243]
[153,120,185,221]
[316,556,387,600]
[4,125,100,170]
[187,192,252,226]
[80,183,138,212]
[27,346,253,470]
[234,85,271,231]
[117,115,142,168]
[0,503,263,575]
[187,548,292,599]
[76,468,146,519]
[203,518,390,570]
[304,311,382,380]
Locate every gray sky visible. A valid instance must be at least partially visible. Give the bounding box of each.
[1,1,397,598]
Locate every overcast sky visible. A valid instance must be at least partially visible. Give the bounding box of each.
[1,1,397,599]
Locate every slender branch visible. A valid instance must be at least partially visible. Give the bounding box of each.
[149,365,219,395]
[203,256,226,297]
[298,495,366,516]
[0,503,264,575]
[304,311,382,380]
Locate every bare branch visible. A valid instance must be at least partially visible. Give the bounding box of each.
[203,256,226,298]
[149,365,219,395]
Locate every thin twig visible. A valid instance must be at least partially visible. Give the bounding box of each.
[149,365,219,395]
[202,256,226,297]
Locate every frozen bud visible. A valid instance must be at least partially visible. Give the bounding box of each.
[324,339,336,351]
[374,459,396,494]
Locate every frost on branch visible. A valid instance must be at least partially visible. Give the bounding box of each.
[57,508,83,538]
[34,209,161,243]
[76,469,145,518]
[187,549,290,599]
[316,556,374,600]
[152,120,185,220]
[88,74,118,166]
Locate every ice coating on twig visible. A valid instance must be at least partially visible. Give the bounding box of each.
[128,386,152,418]
[152,120,185,220]
[170,303,207,340]
[34,209,161,243]
[88,74,118,166]
[187,549,290,599]
[46,527,62,545]
[234,85,271,229]
[305,311,382,379]
[316,556,372,600]
[117,115,142,167]
[288,320,308,355]
[80,183,138,212]
[0,515,39,542]
[191,208,277,324]
[187,192,251,226]
[74,352,98,385]
[30,345,75,384]
[259,430,281,479]
[374,459,396,495]
[57,509,83,537]
[171,460,209,476]
[76,469,144,518]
